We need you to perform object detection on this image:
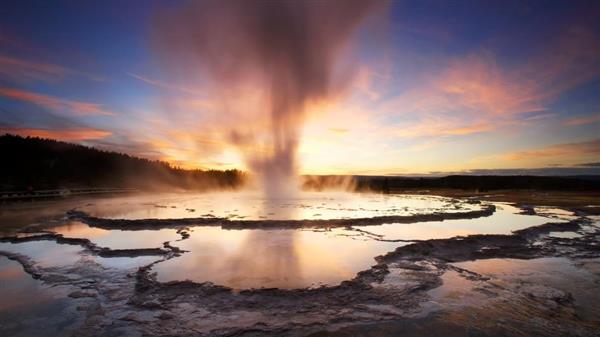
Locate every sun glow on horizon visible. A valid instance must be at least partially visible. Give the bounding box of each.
[0,1,599,175]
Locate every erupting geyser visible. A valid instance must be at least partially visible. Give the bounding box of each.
[155,0,385,198]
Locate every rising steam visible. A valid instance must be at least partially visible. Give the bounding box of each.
[154,0,383,198]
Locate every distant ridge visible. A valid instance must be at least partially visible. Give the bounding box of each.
[2,134,598,193]
[0,134,244,191]
[354,175,600,192]
[302,174,600,192]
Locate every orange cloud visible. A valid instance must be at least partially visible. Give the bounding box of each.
[352,65,390,101]
[127,126,240,170]
[394,118,496,138]
[391,52,558,123]
[503,138,600,161]
[435,54,545,116]
[0,87,114,116]
[1,127,111,141]
[378,22,600,142]
[328,128,349,134]
[564,114,600,126]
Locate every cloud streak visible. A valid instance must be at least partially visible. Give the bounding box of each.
[0,87,114,116]
[503,138,600,161]
[127,72,202,95]
[564,114,600,126]
[374,18,600,146]
[0,54,104,83]
[0,55,67,82]
[393,118,496,138]
[1,127,111,141]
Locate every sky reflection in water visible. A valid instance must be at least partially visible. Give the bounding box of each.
[0,193,572,289]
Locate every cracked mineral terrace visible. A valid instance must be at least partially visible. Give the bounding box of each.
[0,192,599,337]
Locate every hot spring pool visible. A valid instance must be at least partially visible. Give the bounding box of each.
[0,192,571,289]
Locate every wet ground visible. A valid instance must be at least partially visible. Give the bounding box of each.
[0,191,599,336]
[0,257,83,337]
[312,257,600,337]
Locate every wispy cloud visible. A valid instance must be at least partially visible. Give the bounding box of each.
[564,114,600,126]
[380,52,543,125]
[375,21,600,143]
[127,72,202,95]
[432,53,546,116]
[119,15,600,173]
[521,24,600,100]
[460,167,600,176]
[393,118,495,138]
[328,128,349,134]
[503,138,600,161]
[0,55,66,82]
[1,127,111,141]
[0,87,114,116]
[352,65,390,101]
[0,54,104,83]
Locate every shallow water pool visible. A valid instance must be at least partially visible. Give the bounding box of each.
[0,192,571,289]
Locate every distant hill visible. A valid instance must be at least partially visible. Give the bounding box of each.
[0,134,244,191]
[3,134,598,193]
[354,174,600,192]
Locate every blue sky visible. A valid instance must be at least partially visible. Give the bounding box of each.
[0,0,598,174]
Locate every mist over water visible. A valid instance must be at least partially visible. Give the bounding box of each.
[154,0,384,199]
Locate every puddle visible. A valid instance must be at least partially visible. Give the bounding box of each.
[547,231,583,239]
[444,257,600,320]
[88,255,160,269]
[353,204,559,240]
[0,240,161,270]
[533,206,578,221]
[425,269,478,308]
[0,257,81,337]
[0,193,498,290]
[312,258,600,337]
[48,221,181,250]
[0,194,577,290]
[144,203,570,289]
[152,227,406,289]
[0,241,82,268]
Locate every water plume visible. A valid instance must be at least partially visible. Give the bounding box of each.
[153,0,384,198]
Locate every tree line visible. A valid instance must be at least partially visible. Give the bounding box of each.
[0,134,245,191]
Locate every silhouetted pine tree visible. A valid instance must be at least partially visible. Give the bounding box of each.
[0,134,245,191]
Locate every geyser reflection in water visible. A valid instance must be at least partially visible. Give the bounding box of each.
[224,201,302,288]
[0,193,575,290]
[227,231,302,288]
[152,227,404,289]
[151,197,398,289]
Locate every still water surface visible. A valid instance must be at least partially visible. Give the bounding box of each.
[0,192,568,289]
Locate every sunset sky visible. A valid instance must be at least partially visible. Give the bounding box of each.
[1,0,599,175]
